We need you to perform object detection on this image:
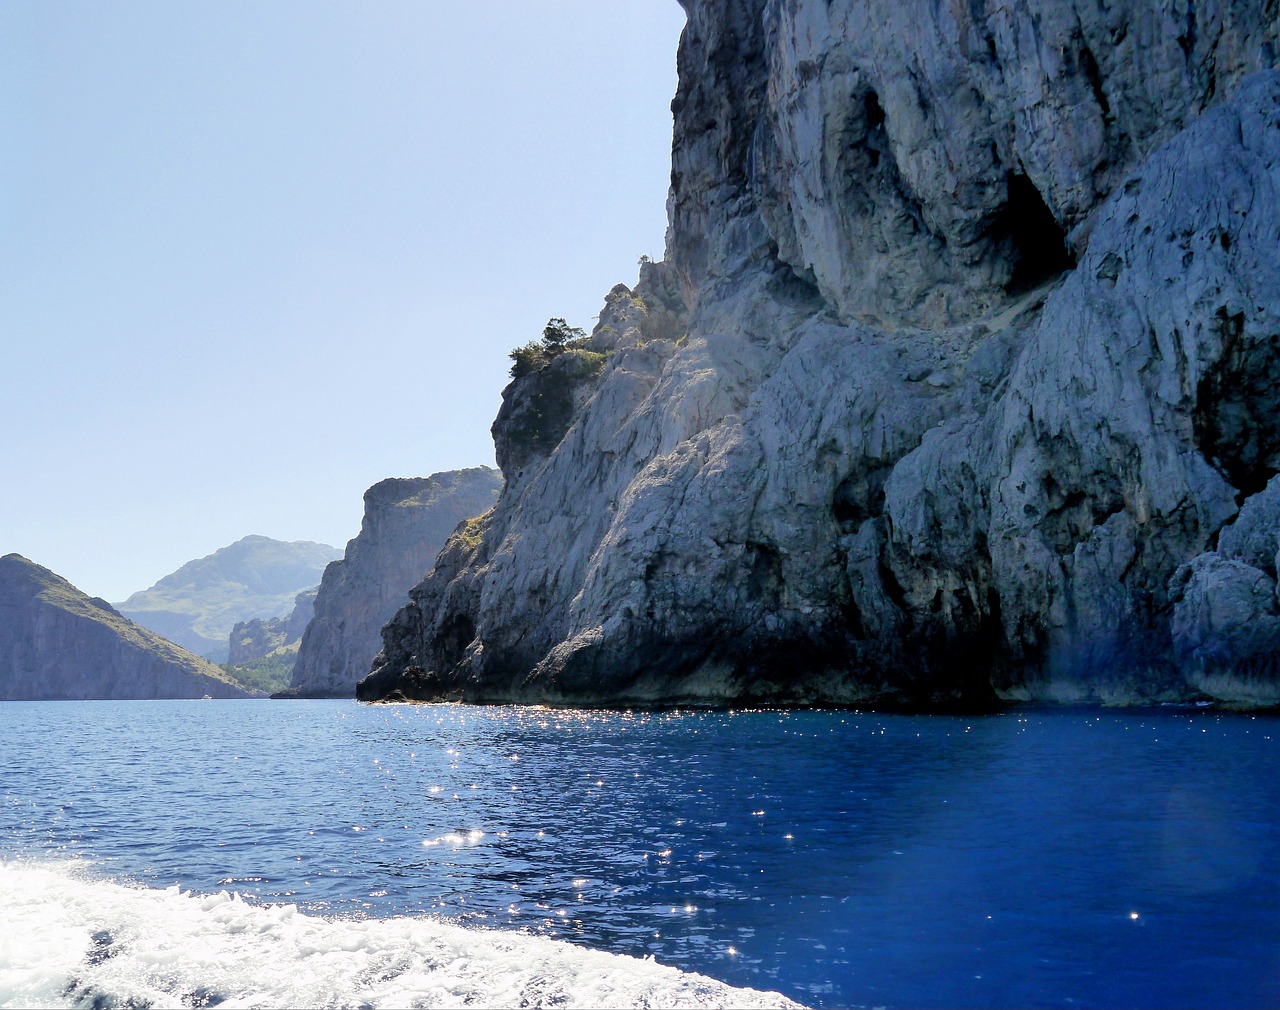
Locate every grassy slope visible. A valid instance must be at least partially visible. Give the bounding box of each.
[221,641,299,695]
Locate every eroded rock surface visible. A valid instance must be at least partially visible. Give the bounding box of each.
[362,2,1280,708]
[287,468,501,697]
[1170,476,1280,703]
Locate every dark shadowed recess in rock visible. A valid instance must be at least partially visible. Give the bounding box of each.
[840,86,933,243]
[832,461,892,531]
[744,541,783,602]
[768,242,824,305]
[1078,42,1111,119]
[1195,311,1280,500]
[437,613,476,671]
[991,172,1076,293]
[863,89,888,167]
[922,587,1008,701]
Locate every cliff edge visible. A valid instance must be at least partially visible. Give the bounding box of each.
[286,468,501,697]
[362,1,1280,709]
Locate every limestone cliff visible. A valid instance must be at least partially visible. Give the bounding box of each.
[362,1,1280,709]
[0,554,252,699]
[286,468,501,697]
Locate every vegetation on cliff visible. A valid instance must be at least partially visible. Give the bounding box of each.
[221,643,299,695]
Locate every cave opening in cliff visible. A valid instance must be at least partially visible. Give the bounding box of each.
[1194,313,1280,500]
[994,172,1075,293]
[438,613,477,670]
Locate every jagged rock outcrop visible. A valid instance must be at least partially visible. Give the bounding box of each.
[285,468,501,698]
[227,588,317,665]
[115,535,341,662]
[0,554,251,699]
[1169,476,1280,703]
[362,1,1280,709]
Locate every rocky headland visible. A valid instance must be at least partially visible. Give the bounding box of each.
[115,535,341,662]
[284,468,502,698]
[361,1,1280,709]
[0,554,251,699]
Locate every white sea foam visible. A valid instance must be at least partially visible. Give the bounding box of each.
[0,860,803,1009]
[421,829,485,848]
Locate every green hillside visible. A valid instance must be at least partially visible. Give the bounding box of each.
[114,535,341,661]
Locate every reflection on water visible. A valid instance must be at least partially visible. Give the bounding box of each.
[2,701,1280,1008]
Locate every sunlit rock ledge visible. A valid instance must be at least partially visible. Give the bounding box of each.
[361,2,1280,711]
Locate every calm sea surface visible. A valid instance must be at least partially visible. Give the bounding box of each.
[2,700,1279,1008]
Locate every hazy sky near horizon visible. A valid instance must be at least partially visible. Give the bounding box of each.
[0,2,686,602]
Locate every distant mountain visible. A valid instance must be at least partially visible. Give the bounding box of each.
[0,554,251,699]
[285,468,501,698]
[114,535,341,662]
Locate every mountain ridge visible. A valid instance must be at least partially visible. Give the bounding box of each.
[0,553,251,700]
[115,535,341,662]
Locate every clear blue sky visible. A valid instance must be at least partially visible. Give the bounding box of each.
[0,2,686,602]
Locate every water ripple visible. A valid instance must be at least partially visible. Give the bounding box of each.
[2,701,1279,1008]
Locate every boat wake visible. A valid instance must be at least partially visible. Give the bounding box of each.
[0,860,802,1009]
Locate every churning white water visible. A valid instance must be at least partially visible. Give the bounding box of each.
[0,860,802,1009]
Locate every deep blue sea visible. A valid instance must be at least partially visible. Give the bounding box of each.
[2,701,1279,1008]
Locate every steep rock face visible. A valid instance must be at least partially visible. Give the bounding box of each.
[883,75,1280,703]
[0,554,251,700]
[115,535,341,662]
[287,468,501,698]
[749,0,1277,327]
[363,2,1280,708]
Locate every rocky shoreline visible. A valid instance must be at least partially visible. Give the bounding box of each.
[360,2,1280,710]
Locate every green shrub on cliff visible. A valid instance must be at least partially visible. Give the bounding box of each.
[541,317,583,352]
[508,341,542,378]
[500,347,607,461]
[509,317,588,377]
